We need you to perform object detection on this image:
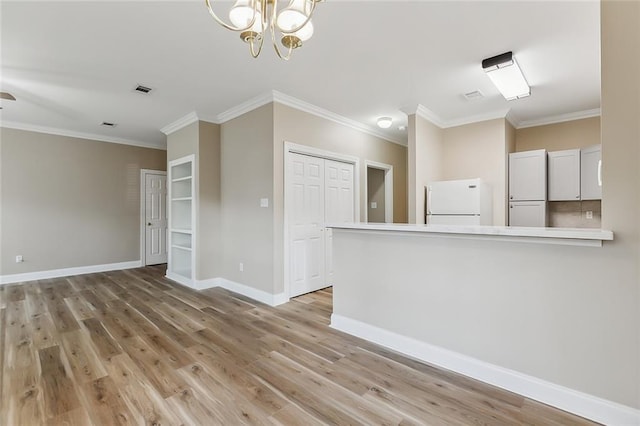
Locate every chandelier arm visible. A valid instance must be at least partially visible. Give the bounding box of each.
[277,0,317,35]
[205,0,258,32]
[269,11,293,61]
[248,2,266,59]
[248,35,264,58]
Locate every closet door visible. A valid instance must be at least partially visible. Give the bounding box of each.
[289,153,326,297]
[324,159,355,285]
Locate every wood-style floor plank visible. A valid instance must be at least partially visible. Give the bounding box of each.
[0,265,598,425]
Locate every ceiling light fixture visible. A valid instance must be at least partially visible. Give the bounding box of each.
[377,117,393,129]
[482,51,530,100]
[205,0,320,60]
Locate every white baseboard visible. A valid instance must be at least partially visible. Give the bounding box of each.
[330,314,640,426]
[0,260,142,285]
[192,277,289,307]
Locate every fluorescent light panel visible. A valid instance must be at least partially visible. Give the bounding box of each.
[482,52,530,101]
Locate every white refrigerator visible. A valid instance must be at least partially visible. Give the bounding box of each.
[426,178,493,225]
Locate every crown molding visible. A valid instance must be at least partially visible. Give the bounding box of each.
[413,104,446,128]
[215,92,274,123]
[271,91,404,146]
[442,108,511,129]
[516,108,601,129]
[159,111,199,135]
[0,121,165,150]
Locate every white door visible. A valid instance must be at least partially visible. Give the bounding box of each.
[288,153,355,297]
[324,159,355,285]
[145,173,168,265]
[290,154,326,297]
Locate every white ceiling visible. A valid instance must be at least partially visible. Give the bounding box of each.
[0,1,601,148]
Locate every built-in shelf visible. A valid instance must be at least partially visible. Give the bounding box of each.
[168,155,195,284]
[171,229,192,235]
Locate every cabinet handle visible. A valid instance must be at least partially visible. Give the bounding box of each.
[597,159,602,187]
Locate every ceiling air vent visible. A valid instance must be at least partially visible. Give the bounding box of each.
[463,90,484,101]
[101,121,117,127]
[134,84,153,94]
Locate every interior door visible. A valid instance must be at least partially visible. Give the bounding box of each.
[289,153,326,297]
[145,173,168,265]
[324,159,355,285]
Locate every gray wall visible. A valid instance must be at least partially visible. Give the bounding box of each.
[0,128,166,275]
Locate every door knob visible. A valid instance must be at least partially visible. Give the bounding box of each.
[148,222,152,226]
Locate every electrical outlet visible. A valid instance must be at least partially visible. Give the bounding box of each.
[586,211,593,219]
[15,255,23,263]
[239,262,244,272]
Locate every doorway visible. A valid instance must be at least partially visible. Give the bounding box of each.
[140,169,168,266]
[285,144,359,298]
[365,160,393,223]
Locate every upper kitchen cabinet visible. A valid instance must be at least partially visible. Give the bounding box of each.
[548,149,581,201]
[509,149,547,201]
[581,144,602,200]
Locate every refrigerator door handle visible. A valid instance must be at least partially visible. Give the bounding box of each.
[427,187,432,215]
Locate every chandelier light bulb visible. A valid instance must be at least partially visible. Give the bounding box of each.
[277,0,312,32]
[229,0,256,28]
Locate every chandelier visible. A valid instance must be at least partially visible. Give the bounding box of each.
[205,0,320,60]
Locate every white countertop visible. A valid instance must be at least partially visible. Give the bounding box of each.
[328,223,614,247]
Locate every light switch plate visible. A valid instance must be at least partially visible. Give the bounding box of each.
[586,211,593,219]
[370,202,377,209]
[260,198,269,208]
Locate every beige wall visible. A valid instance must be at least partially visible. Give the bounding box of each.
[442,118,508,225]
[334,0,640,410]
[516,116,601,152]
[220,104,274,292]
[0,128,166,275]
[197,121,222,280]
[367,167,385,223]
[409,114,444,224]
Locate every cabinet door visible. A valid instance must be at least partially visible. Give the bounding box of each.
[509,150,547,201]
[548,149,581,201]
[509,201,547,227]
[581,145,602,200]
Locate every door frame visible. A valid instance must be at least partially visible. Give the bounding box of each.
[283,142,360,299]
[364,160,394,223]
[140,169,167,266]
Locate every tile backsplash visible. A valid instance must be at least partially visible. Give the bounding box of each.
[548,200,601,228]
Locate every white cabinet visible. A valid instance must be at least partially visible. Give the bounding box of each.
[548,149,581,201]
[509,201,547,227]
[581,144,602,200]
[509,149,547,201]
[167,155,195,285]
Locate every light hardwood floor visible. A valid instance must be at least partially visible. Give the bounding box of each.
[0,265,597,425]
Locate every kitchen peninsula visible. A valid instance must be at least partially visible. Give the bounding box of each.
[328,223,631,425]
